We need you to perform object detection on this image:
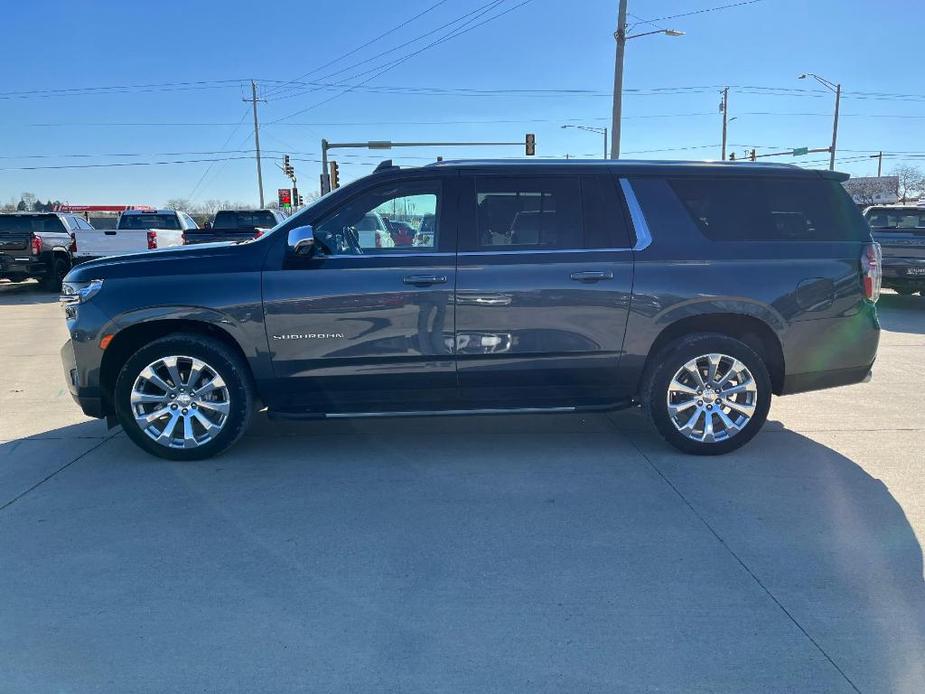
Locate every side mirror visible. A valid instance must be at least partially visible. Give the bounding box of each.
[287,225,315,256]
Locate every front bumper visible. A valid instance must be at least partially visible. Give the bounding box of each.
[60,339,105,418]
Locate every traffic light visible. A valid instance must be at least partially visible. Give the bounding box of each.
[749,149,757,162]
[283,154,294,178]
[329,160,340,189]
[525,133,536,156]
[298,194,304,206]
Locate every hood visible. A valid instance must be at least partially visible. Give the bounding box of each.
[65,237,267,283]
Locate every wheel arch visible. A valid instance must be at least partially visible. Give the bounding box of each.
[641,312,785,395]
[99,317,254,414]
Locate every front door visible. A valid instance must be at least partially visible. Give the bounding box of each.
[454,172,635,408]
[262,175,457,412]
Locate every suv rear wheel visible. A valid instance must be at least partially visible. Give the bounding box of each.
[642,333,772,455]
[114,334,254,461]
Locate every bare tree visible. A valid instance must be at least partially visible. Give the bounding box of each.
[891,164,925,203]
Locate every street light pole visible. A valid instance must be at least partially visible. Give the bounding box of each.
[720,87,729,161]
[610,3,684,160]
[799,72,841,171]
[610,0,628,159]
[561,124,609,159]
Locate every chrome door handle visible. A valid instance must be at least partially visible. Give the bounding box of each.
[569,270,613,282]
[402,274,447,286]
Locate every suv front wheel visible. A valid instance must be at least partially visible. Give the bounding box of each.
[114,334,254,461]
[642,334,772,455]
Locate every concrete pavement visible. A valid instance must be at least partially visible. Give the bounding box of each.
[1,280,923,693]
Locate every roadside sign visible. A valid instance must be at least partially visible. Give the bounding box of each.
[278,188,292,206]
[792,147,809,156]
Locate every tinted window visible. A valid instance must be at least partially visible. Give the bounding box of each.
[0,214,66,233]
[314,180,440,255]
[475,177,581,250]
[581,175,632,248]
[864,207,925,230]
[118,214,181,230]
[212,211,278,229]
[669,177,869,242]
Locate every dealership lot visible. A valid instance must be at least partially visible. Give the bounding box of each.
[1,281,923,692]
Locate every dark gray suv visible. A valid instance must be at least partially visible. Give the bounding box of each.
[60,160,881,460]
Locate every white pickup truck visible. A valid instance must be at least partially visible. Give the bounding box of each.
[74,209,197,260]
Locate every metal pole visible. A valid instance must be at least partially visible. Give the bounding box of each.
[250,80,265,208]
[721,87,729,161]
[603,128,608,159]
[829,83,841,171]
[320,139,330,195]
[610,0,627,159]
[877,151,883,177]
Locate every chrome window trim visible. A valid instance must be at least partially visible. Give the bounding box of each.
[458,247,632,257]
[320,251,454,259]
[619,178,653,251]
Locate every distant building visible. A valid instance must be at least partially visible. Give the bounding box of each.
[842,176,899,206]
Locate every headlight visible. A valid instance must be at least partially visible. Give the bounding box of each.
[60,279,104,305]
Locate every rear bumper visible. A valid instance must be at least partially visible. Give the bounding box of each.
[781,363,874,395]
[60,339,105,418]
[882,256,925,286]
[0,254,45,279]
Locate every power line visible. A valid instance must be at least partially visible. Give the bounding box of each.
[268,0,536,124]
[637,0,767,24]
[263,0,452,99]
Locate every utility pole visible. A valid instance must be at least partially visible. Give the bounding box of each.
[245,80,265,207]
[830,83,841,171]
[871,151,883,177]
[611,0,628,159]
[720,87,729,161]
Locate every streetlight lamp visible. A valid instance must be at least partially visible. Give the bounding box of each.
[799,72,841,171]
[611,0,685,159]
[561,124,609,159]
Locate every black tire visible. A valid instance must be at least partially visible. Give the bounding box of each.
[42,255,69,292]
[641,333,772,456]
[114,333,254,461]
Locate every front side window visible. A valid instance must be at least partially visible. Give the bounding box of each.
[313,181,440,255]
[475,177,581,250]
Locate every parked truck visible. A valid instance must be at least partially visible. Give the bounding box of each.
[184,209,286,245]
[0,212,82,291]
[75,209,196,261]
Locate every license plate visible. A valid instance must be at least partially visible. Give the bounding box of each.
[906,267,925,277]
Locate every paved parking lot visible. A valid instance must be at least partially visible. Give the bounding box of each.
[1,280,923,693]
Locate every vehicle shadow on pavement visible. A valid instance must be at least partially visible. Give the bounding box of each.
[0,280,59,305]
[1,412,922,691]
[877,292,925,334]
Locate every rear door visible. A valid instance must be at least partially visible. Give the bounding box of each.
[454,172,635,408]
[865,207,925,273]
[261,174,458,412]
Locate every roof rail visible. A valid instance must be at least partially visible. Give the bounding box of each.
[374,160,399,173]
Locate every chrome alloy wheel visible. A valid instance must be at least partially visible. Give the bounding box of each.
[666,352,758,444]
[130,355,230,449]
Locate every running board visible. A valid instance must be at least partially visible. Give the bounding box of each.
[266,403,629,421]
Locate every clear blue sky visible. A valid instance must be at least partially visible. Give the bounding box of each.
[2,0,923,206]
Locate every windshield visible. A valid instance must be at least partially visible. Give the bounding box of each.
[118,214,181,230]
[213,211,278,229]
[0,214,65,233]
[865,208,925,230]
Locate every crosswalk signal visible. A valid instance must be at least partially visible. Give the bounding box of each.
[329,160,340,189]
[525,133,536,156]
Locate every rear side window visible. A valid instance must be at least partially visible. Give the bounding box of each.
[669,177,869,242]
[475,177,581,250]
[581,175,633,248]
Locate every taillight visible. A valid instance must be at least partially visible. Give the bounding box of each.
[861,242,882,302]
[31,236,43,256]
[253,228,266,239]
[69,233,77,254]
[146,231,157,250]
